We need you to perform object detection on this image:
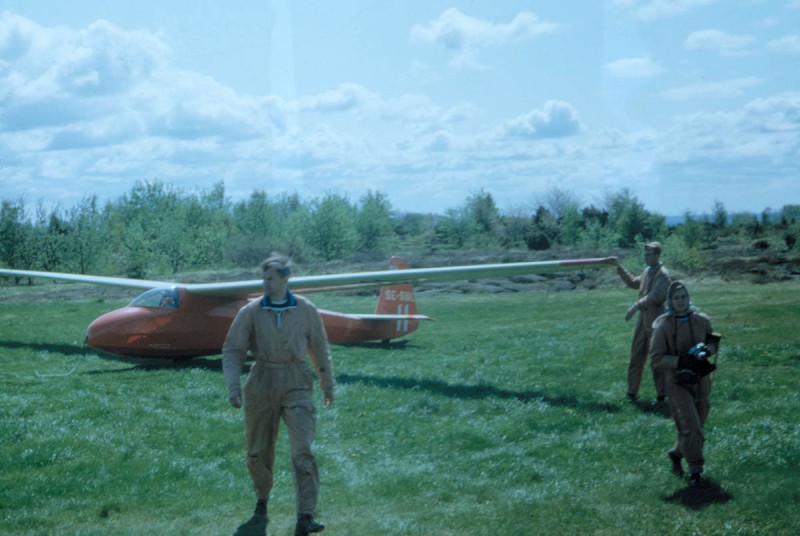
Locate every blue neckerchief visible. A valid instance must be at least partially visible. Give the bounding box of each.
[261,291,298,327]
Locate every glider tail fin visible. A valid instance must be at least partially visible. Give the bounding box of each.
[375,256,418,317]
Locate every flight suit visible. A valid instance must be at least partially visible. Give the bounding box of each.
[222,292,334,516]
[617,263,671,398]
[650,312,716,475]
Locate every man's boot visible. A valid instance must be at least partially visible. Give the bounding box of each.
[295,513,325,535]
[689,471,706,488]
[668,449,683,476]
[234,500,268,536]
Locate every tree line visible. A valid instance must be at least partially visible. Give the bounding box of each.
[1,180,798,279]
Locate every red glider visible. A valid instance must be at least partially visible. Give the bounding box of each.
[1,256,613,359]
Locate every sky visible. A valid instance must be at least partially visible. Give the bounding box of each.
[1,1,798,217]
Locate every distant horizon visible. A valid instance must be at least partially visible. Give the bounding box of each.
[2,179,793,226]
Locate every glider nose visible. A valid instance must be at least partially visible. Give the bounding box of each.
[85,306,177,358]
[85,309,126,354]
[86,307,160,356]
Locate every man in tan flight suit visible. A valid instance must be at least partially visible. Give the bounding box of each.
[611,242,671,402]
[223,253,334,536]
[651,281,718,487]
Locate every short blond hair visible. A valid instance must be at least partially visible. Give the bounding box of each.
[644,241,662,255]
[260,252,292,277]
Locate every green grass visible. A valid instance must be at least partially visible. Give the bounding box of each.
[1,281,799,535]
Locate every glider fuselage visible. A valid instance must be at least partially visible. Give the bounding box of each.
[85,284,422,359]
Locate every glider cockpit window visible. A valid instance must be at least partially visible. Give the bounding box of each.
[129,288,180,309]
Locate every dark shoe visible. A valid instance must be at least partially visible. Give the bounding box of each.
[626,393,638,402]
[651,398,667,410]
[688,472,705,488]
[295,514,325,535]
[656,395,665,402]
[668,449,683,476]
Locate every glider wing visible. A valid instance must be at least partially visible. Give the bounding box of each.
[0,269,176,290]
[183,257,614,297]
[1,257,614,299]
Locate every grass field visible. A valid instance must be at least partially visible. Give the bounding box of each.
[1,279,799,535]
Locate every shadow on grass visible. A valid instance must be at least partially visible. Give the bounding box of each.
[338,373,622,413]
[0,338,226,373]
[633,398,672,419]
[83,355,232,374]
[232,515,267,536]
[661,479,734,510]
[83,337,419,373]
[0,338,88,357]
[337,339,415,350]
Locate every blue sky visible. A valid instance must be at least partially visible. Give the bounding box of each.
[1,1,798,217]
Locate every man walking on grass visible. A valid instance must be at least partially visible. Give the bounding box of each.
[223,253,334,536]
[610,242,671,403]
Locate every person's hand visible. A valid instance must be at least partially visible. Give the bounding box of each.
[624,303,638,321]
[323,390,334,408]
[229,389,242,409]
[686,354,716,377]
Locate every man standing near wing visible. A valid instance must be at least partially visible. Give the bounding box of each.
[610,242,671,403]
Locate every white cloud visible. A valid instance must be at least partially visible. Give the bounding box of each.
[0,13,169,102]
[293,83,377,113]
[499,101,581,139]
[603,57,665,78]
[440,101,482,124]
[767,34,800,54]
[743,92,800,133]
[660,92,800,163]
[684,29,756,55]
[661,77,763,100]
[0,12,293,209]
[411,8,557,68]
[0,12,277,141]
[612,0,717,21]
[424,130,453,151]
